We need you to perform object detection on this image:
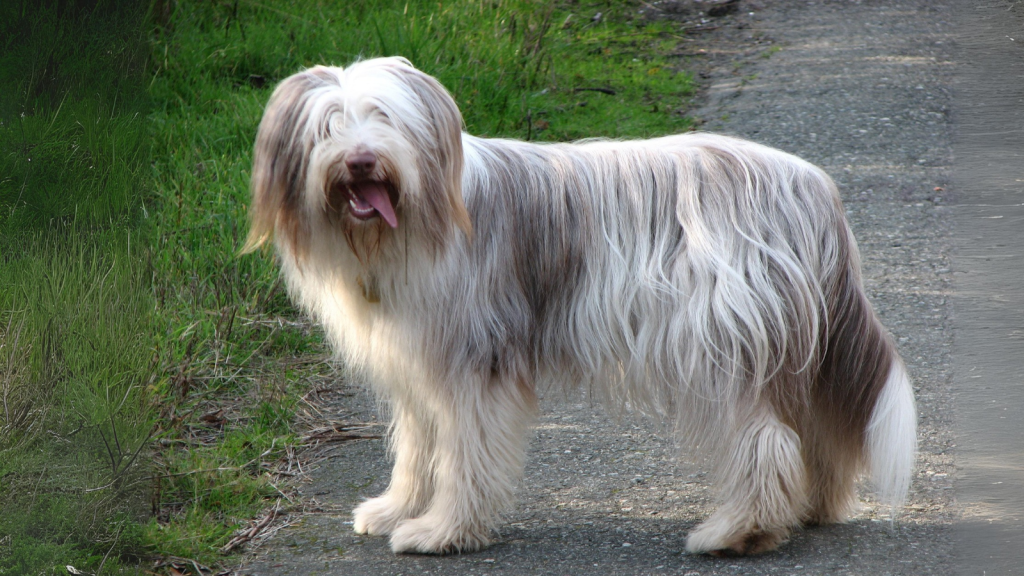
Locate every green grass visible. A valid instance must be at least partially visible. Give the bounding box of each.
[0,233,153,575]
[0,1,153,573]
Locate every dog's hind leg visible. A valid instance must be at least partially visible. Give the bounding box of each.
[388,374,537,554]
[800,412,862,526]
[353,404,436,536]
[685,406,809,556]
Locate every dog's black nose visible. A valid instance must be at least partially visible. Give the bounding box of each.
[346,151,377,177]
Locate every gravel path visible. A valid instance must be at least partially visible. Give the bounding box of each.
[238,1,1024,574]
[948,1,1024,573]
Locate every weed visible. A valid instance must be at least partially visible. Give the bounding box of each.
[0,1,153,573]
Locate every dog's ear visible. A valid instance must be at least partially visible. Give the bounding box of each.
[242,67,339,256]
[389,62,473,240]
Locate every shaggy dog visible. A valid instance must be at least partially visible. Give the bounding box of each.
[242,57,916,556]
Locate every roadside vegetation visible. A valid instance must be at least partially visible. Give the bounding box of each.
[2,0,695,573]
[0,1,153,574]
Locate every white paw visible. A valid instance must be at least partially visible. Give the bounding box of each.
[352,496,414,536]
[389,514,490,555]
[685,513,787,556]
[685,513,740,554]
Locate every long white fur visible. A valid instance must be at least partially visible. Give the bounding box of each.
[866,360,917,509]
[246,57,917,556]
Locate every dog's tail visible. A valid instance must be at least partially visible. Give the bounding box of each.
[865,357,917,509]
[816,248,916,514]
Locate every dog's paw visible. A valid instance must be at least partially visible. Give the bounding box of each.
[389,514,490,555]
[352,496,413,536]
[685,516,788,556]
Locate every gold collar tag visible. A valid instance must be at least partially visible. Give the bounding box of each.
[356,274,380,303]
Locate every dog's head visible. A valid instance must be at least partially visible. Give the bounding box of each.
[242,57,472,260]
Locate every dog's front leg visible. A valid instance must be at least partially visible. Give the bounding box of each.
[353,404,435,536]
[388,374,537,554]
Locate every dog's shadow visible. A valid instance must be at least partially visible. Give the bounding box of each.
[337,502,889,575]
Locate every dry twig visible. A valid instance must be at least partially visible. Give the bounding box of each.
[219,504,281,553]
[302,421,383,446]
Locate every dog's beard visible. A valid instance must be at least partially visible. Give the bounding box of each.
[325,178,402,263]
[329,180,399,228]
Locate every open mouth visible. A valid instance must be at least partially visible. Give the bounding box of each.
[339,181,399,228]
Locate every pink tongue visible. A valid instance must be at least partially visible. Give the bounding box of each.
[354,182,398,228]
